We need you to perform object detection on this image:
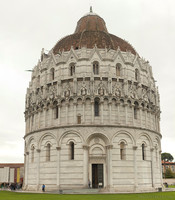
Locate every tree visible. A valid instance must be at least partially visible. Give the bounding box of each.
[161,152,174,162]
[165,168,174,178]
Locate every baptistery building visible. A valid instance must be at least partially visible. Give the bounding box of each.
[24,10,162,192]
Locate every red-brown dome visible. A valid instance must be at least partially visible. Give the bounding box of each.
[53,12,137,55]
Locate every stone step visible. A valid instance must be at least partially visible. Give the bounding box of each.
[50,188,100,194]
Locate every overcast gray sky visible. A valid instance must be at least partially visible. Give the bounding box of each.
[0,0,175,163]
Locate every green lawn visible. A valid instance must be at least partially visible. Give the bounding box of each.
[169,185,175,188]
[0,191,175,200]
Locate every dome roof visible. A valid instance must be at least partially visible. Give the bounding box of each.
[53,11,137,55]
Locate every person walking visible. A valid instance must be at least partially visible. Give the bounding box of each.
[88,179,91,188]
[42,184,45,192]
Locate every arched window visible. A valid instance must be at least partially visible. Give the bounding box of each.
[135,69,139,81]
[53,102,59,119]
[70,64,75,76]
[120,142,126,160]
[50,68,55,80]
[31,146,35,163]
[46,143,51,162]
[70,142,74,160]
[77,115,81,124]
[142,143,146,160]
[37,75,40,86]
[93,61,99,75]
[116,63,121,76]
[94,99,100,116]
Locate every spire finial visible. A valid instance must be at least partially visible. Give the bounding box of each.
[90,6,93,13]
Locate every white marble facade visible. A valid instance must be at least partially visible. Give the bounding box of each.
[24,12,162,192]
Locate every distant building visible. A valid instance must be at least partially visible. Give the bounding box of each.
[24,9,162,192]
[0,163,24,184]
[162,161,175,173]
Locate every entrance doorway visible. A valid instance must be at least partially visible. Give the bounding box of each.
[92,164,103,188]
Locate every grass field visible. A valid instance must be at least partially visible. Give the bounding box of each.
[0,191,175,200]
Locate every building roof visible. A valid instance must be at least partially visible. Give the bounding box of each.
[0,163,24,168]
[52,10,137,55]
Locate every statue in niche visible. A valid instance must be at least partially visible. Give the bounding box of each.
[64,89,70,99]
[98,86,104,96]
[36,89,43,104]
[137,84,142,99]
[80,81,87,96]
[97,81,106,96]
[115,87,121,97]
[31,91,36,104]
[63,82,71,99]
[81,87,87,96]
[150,91,156,104]
[48,85,56,100]
[129,84,137,99]
[142,88,149,102]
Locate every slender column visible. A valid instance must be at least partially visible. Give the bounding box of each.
[155,115,157,131]
[73,101,77,124]
[100,100,104,124]
[132,105,135,126]
[91,100,94,124]
[56,146,61,188]
[33,114,36,131]
[51,108,54,126]
[36,149,40,190]
[82,102,85,124]
[145,109,147,128]
[25,152,29,189]
[83,145,89,187]
[43,107,47,127]
[38,111,41,129]
[30,116,32,132]
[125,104,128,125]
[58,104,61,125]
[107,145,113,188]
[139,107,142,127]
[117,103,120,124]
[65,101,68,124]
[150,148,155,188]
[133,146,138,191]
[109,102,112,124]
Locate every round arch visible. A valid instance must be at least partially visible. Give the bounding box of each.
[38,132,57,149]
[58,130,84,146]
[112,130,135,145]
[136,132,153,148]
[86,132,110,146]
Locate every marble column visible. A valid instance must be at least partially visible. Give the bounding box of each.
[107,145,113,188]
[56,146,61,188]
[109,102,112,124]
[73,101,77,124]
[83,145,89,187]
[133,146,138,191]
[125,104,128,125]
[58,104,61,125]
[150,148,155,188]
[100,100,104,124]
[139,107,142,127]
[91,100,94,124]
[25,152,29,189]
[82,102,85,124]
[36,149,40,190]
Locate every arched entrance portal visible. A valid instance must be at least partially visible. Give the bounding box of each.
[87,133,109,188]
